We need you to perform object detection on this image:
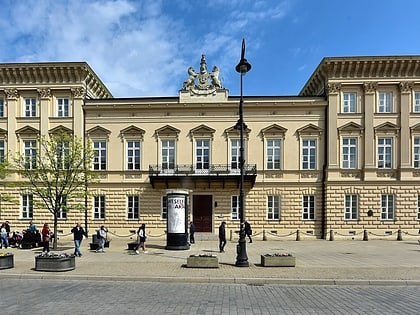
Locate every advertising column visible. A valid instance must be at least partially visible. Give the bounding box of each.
[166,189,189,250]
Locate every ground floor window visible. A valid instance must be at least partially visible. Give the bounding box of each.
[381,194,394,220]
[22,194,33,219]
[267,195,280,220]
[127,195,139,220]
[161,196,167,220]
[94,195,106,219]
[302,195,315,220]
[344,194,358,220]
[231,195,239,220]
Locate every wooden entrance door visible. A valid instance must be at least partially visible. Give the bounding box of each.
[192,195,213,232]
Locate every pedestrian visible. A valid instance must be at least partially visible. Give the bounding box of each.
[4,220,10,237]
[41,223,51,253]
[0,223,9,249]
[189,221,196,244]
[134,223,147,254]
[218,221,226,252]
[244,220,252,243]
[28,220,37,234]
[71,221,86,257]
[95,225,107,253]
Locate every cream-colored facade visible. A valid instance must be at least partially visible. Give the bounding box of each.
[1,56,420,240]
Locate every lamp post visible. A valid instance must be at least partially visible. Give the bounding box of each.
[235,38,251,267]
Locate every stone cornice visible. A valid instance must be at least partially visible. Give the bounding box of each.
[300,56,420,96]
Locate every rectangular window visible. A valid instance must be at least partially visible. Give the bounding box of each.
[161,139,175,170]
[24,98,37,117]
[414,138,420,168]
[231,139,240,170]
[161,196,167,220]
[22,194,33,219]
[56,141,70,170]
[378,137,393,168]
[93,141,107,170]
[344,194,358,220]
[267,139,281,170]
[378,92,392,113]
[24,140,37,169]
[231,195,239,220]
[302,139,316,170]
[414,92,420,112]
[0,140,4,163]
[127,195,139,220]
[302,195,315,220]
[267,195,280,220]
[57,98,69,117]
[381,194,394,220]
[343,92,356,113]
[93,195,106,219]
[196,139,210,171]
[418,195,420,220]
[0,98,4,117]
[58,196,67,219]
[127,141,141,170]
[342,137,357,169]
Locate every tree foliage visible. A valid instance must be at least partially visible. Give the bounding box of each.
[14,131,97,249]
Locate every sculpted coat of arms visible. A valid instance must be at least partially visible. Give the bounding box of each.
[182,54,222,92]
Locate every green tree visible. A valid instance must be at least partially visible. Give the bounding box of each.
[14,131,97,249]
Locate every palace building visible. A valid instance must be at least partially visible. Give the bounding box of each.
[1,55,420,240]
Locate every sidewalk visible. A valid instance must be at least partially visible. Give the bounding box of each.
[1,237,420,285]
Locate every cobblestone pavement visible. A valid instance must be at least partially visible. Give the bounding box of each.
[1,279,419,314]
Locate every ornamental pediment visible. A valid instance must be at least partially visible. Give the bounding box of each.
[189,124,216,136]
[120,125,146,139]
[297,124,323,136]
[48,125,73,135]
[155,125,180,138]
[86,126,111,137]
[338,122,363,134]
[261,124,288,137]
[374,122,399,134]
[15,125,39,135]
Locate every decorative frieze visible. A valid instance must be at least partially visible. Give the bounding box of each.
[4,88,19,99]
[363,82,377,93]
[399,81,414,93]
[326,83,341,95]
[37,88,51,99]
[71,87,85,98]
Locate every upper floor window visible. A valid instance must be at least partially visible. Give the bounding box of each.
[302,195,315,220]
[127,140,141,170]
[93,141,107,170]
[24,140,37,169]
[414,137,420,168]
[267,195,280,220]
[22,194,33,219]
[93,195,106,219]
[342,92,356,113]
[57,98,70,117]
[266,139,281,170]
[381,194,394,220]
[377,137,393,168]
[302,139,316,170]
[414,92,420,113]
[56,141,70,170]
[127,195,139,220]
[231,195,239,220]
[196,139,210,171]
[161,139,175,171]
[0,140,4,163]
[378,92,392,113]
[230,139,240,171]
[0,98,4,117]
[342,137,357,169]
[24,98,37,117]
[344,194,358,220]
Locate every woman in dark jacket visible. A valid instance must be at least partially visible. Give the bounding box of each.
[71,222,86,257]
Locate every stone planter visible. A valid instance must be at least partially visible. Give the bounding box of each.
[261,254,296,267]
[187,255,219,268]
[0,254,14,269]
[35,255,76,272]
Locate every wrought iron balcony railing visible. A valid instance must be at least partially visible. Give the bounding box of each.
[148,164,257,177]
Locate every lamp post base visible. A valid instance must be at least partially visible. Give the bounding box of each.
[235,235,249,267]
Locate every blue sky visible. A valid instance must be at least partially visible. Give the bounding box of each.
[1,0,420,97]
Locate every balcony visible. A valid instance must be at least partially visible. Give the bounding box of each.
[148,164,257,189]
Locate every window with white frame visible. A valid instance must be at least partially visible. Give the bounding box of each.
[56,140,70,170]
[196,139,210,171]
[57,98,69,117]
[417,195,420,220]
[24,98,37,117]
[0,140,4,163]
[302,139,316,170]
[378,92,392,113]
[267,195,280,220]
[24,140,37,169]
[342,92,356,113]
[230,139,240,171]
[0,98,4,117]
[344,194,358,220]
[93,141,107,170]
[302,195,315,220]
[127,195,139,220]
[342,137,357,169]
[381,194,394,220]
[267,139,281,170]
[22,194,33,219]
[161,196,167,220]
[414,92,420,112]
[414,137,420,168]
[93,195,106,219]
[127,140,141,170]
[231,195,239,220]
[161,139,175,170]
[377,137,393,168]
[57,196,67,219]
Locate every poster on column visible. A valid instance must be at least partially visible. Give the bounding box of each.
[168,194,186,233]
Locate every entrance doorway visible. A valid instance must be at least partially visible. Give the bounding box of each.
[192,195,213,232]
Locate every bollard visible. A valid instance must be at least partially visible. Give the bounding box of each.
[296,229,300,241]
[363,229,368,241]
[397,229,402,241]
[329,229,334,241]
[263,230,267,241]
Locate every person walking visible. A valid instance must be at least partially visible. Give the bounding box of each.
[134,223,147,254]
[218,221,226,253]
[71,222,86,257]
[244,220,252,243]
[95,225,107,253]
[0,223,9,249]
[41,223,51,253]
[189,221,196,244]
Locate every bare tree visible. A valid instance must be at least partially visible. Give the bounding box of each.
[14,131,97,249]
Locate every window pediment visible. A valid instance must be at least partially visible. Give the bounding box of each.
[374,122,399,134]
[410,123,420,135]
[49,125,73,135]
[261,124,287,138]
[338,122,363,135]
[120,125,145,140]
[224,125,251,138]
[86,126,111,137]
[189,124,215,139]
[297,124,323,136]
[155,125,180,140]
[16,125,39,136]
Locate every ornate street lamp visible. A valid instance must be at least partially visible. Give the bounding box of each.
[235,39,251,267]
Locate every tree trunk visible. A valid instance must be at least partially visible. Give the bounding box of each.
[53,214,58,250]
